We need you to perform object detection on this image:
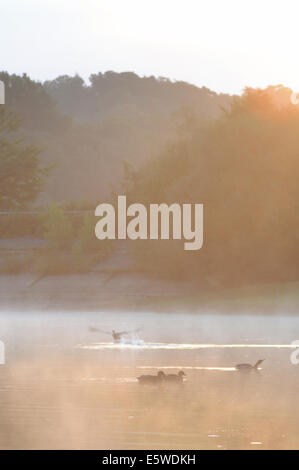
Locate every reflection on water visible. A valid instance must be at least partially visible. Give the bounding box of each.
[138,366,237,371]
[78,342,299,350]
[0,310,299,449]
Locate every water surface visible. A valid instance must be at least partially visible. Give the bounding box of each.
[0,310,298,449]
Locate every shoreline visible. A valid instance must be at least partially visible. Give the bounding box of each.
[1,272,299,314]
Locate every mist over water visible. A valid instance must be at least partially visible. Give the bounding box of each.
[0,310,299,449]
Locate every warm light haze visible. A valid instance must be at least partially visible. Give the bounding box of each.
[1,0,299,94]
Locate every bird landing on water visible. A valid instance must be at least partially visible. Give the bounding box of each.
[88,326,141,343]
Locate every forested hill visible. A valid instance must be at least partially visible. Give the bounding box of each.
[0,72,231,202]
[43,72,231,123]
[0,71,231,127]
[0,71,231,204]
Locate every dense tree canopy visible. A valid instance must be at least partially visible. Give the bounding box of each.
[0,71,230,203]
[0,106,45,209]
[124,86,299,287]
[0,72,69,132]
[1,70,299,288]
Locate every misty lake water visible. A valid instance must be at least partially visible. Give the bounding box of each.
[0,310,299,449]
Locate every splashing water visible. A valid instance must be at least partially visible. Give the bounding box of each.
[77,342,299,351]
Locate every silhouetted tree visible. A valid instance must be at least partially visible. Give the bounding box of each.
[124,86,299,287]
[0,106,46,209]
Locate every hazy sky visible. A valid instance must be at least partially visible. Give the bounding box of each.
[1,0,298,94]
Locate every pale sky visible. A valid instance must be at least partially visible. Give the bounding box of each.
[1,0,299,94]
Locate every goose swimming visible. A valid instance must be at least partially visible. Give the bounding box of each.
[137,371,166,385]
[165,371,186,383]
[235,359,265,372]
